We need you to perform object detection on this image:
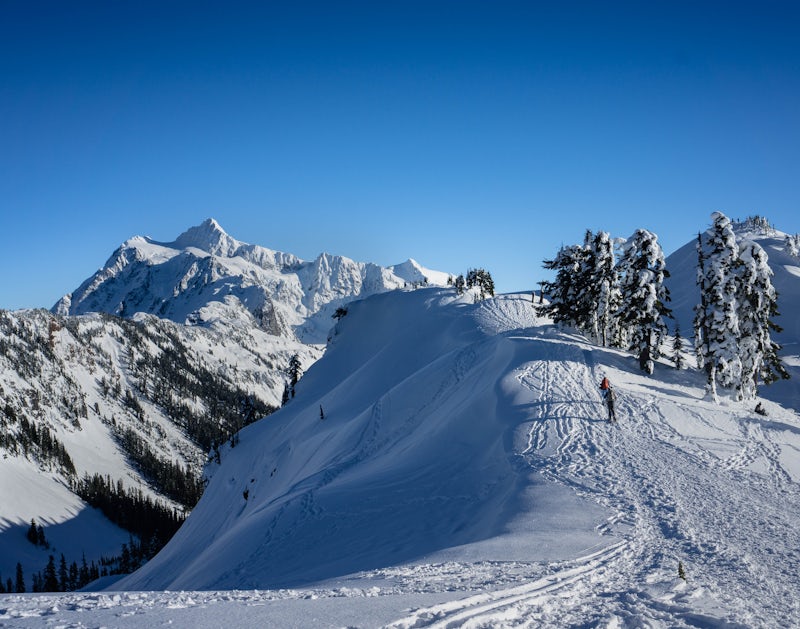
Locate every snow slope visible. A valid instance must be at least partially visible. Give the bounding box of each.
[42,288,793,626]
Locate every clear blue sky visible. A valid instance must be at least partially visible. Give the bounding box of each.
[2,1,799,309]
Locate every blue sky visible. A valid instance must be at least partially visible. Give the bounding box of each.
[2,1,799,309]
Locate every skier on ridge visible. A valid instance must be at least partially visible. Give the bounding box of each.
[605,386,618,422]
[599,375,617,422]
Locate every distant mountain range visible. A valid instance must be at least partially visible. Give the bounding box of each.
[54,218,450,344]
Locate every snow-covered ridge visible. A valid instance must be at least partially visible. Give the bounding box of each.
[53,219,449,344]
[107,288,800,625]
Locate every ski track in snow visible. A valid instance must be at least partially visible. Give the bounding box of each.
[387,298,800,627]
[386,541,632,628]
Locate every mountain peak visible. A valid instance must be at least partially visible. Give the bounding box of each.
[173,218,241,257]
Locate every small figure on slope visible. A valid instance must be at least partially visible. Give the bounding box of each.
[600,375,610,399]
[605,385,618,423]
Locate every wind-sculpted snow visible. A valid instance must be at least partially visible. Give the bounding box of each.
[58,288,798,627]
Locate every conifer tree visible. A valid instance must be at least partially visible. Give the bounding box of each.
[15,562,24,593]
[570,230,599,335]
[617,229,672,372]
[694,212,789,401]
[454,274,465,295]
[587,231,620,347]
[288,354,302,398]
[694,233,710,380]
[26,519,38,545]
[59,554,68,591]
[69,560,79,591]
[560,230,620,346]
[281,383,290,407]
[538,244,587,326]
[785,234,800,258]
[465,268,495,301]
[672,325,685,370]
[80,554,90,586]
[694,212,741,401]
[43,555,58,591]
[735,241,789,398]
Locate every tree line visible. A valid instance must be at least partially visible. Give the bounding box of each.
[448,268,495,302]
[537,213,788,400]
[538,227,671,374]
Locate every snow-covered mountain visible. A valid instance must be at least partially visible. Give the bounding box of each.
[54,218,449,344]
[1,219,450,592]
[0,306,319,586]
[95,286,799,626]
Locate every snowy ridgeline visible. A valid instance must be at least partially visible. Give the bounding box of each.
[3,288,797,626]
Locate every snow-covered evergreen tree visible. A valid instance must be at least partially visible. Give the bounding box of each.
[694,212,741,401]
[465,268,495,301]
[616,229,672,373]
[539,231,620,346]
[784,234,800,258]
[672,325,685,370]
[583,231,620,347]
[538,243,587,327]
[735,240,789,399]
[454,274,465,295]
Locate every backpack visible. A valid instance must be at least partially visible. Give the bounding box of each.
[600,377,609,390]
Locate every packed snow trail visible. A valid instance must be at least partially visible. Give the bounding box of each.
[383,296,800,626]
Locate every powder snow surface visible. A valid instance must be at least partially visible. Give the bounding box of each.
[3,289,799,627]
